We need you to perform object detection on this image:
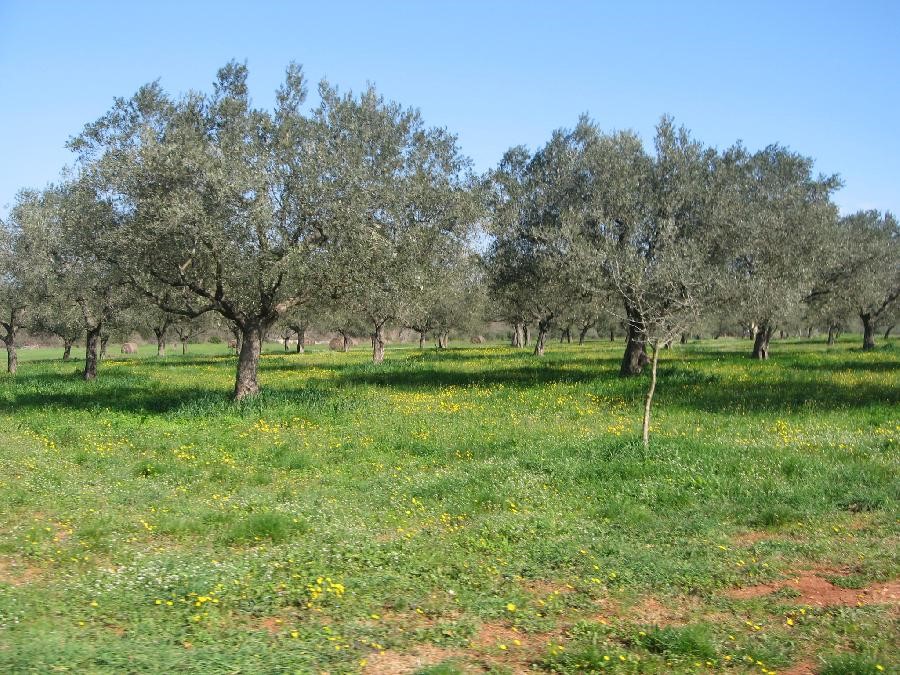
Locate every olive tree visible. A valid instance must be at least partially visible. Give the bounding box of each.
[70,62,330,398]
[314,83,481,363]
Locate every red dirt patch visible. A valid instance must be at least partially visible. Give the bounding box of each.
[732,531,775,545]
[362,645,466,675]
[0,556,42,586]
[520,578,574,598]
[257,616,286,635]
[781,659,817,675]
[622,595,703,626]
[726,572,900,607]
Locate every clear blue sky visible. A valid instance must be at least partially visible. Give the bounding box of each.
[1,0,898,218]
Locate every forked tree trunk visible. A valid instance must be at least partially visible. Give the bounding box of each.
[752,325,774,359]
[827,325,837,346]
[642,343,660,449]
[63,338,73,361]
[861,313,876,350]
[620,303,648,376]
[84,326,101,380]
[156,332,166,357]
[578,325,590,345]
[234,323,263,399]
[512,322,524,348]
[372,323,386,364]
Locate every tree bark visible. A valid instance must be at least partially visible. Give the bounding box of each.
[296,327,306,353]
[861,313,876,350]
[578,325,590,345]
[6,342,16,374]
[63,338,73,361]
[418,331,426,349]
[283,336,290,351]
[884,324,895,340]
[182,341,187,355]
[680,332,688,345]
[512,322,524,348]
[752,324,773,359]
[234,323,263,399]
[533,318,551,357]
[620,303,648,376]
[99,334,109,361]
[827,325,837,346]
[610,327,615,342]
[155,331,166,357]
[523,324,529,347]
[372,323,386,364]
[642,344,660,449]
[84,326,101,380]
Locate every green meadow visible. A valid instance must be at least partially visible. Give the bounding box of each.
[0,339,897,674]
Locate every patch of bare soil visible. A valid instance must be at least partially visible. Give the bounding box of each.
[362,645,467,675]
[732,531,776,546]
[0,556,42,586]
[726,571,900,607]
[780,659,817,675]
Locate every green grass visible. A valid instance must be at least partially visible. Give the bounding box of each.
[0,337,897,673]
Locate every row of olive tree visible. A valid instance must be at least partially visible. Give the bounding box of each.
[0,63,482,396]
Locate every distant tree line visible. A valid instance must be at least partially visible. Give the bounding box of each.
[2,63,897,431]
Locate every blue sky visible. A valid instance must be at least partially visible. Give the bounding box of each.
[1,0,898,218]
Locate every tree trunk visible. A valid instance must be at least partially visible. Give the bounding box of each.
[578,325,589,345]
[296,328,305,353]
[861,313,876,350]
[512,322,524,348]
[827,325,837,346]
[63,338,73,361]
[6,342,16,374]
[182,341,187,355]
[418,331,426,349]
[642,344,660,449]
[372,323,386,364]
[99,335,109,361]
[523,324,530,347]
[884,324,895,340]
[620,303,648,376]
[752,325,773,359]
[283,336,290,351]
[610,327,615,342]
[156,331,166,357]
[680,332,687,345]
[84,326,101,380]
[234,323,263,399]
[533,318,550,357]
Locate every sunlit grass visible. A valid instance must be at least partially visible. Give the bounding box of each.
[0,336,896,673]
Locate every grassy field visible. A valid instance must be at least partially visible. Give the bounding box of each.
[0,338,897,674]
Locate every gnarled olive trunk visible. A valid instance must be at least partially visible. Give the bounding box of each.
[99,334,109,361]
[752,324,774,359]
[6,342,17,374]
[296,327,306,353]
[182,341,187,355]
[512,322,524,348]
[418,331,426,349]
[610,327,615,342]
[827,325,837,346]
[620,303,648,376]
[234,323,263,399]
[533,318,551,357]
[156,332,166,357]
[436,332,449,349]
[884,324,895,340]
[680,332,688,345]
[372,323,386,364]
[283,336,290,351]
[63,338,73,361]
[84,326,101,380]
[861,313,876,350]
[578,325,590,345]
[523,324,529,347]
